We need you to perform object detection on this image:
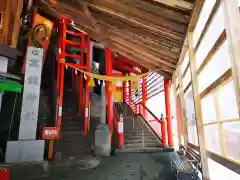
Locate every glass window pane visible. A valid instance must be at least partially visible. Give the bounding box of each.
[195,5,225,69]
[184,87,199,146]
[223,121,240,162]
[184,87,195,122]
[188,125,199,146]
[182,67,191,90]
[201,94,217,124]
[204,124,222,155]
[193,0,217,47]
[217,80,239,120]
[181,50,189,73]
[208,158,240,180]
[198,40,231,93]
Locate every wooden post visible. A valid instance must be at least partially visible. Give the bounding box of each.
[188,32,210,180]
[176,67,188,149]
[222,0,240,116]
[0,0,23,46]
[48,140,54,160]
[11,0,23,48]
[172,72,182,147]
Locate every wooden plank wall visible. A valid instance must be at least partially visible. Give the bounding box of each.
[0,0,23,47]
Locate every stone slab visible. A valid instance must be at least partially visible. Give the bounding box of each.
[5,140,45,163]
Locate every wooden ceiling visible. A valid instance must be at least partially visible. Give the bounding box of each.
[38,0,196,79]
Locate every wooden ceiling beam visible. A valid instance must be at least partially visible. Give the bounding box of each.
[112,41,175,73]
[110,37,176,69]
[98,23,179,63]
[147,0,193,11]
[87,1,187,34]
[110,35,178,65]
[94,11,183,47]
[87,3,185,42]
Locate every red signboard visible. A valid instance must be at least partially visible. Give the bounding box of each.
[41,127,60,140]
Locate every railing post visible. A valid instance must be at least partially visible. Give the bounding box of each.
[164,79,174,147]
[142,77,147,118]
[118,113,124,148]
[161,120,167,147]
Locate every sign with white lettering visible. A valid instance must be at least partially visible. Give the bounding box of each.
[19,47,43,140]
[41,127,60,140]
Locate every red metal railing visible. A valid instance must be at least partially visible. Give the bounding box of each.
[137,102,167,146]
[56,18,90,136]
[126,99,167,146]
[126,98,137,114]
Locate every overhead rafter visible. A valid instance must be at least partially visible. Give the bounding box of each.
[38,0,195,78]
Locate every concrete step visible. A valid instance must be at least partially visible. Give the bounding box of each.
[115,147,172,153]
[124,135,154,140]
[124,130,153,135]
[62,126,83,131]
[61,131,84,136]
[124,133,156,139]
[124,142,161,149]
[62,121,83,126]
[124,139,158,144]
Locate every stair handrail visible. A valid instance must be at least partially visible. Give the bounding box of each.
[136,102,167,146]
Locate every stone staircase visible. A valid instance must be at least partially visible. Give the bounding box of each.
[57,88,98,164]
[115,103,174,153]
[116,115,163,153]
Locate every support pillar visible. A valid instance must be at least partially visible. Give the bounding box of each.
[84,33,91,136]
[123,81,127,102]
[94,48,111,157]
[106,48,113,133]
[100,81,106,124]
[164,79,174,147]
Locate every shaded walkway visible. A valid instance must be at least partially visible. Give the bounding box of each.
[34,152,175,180]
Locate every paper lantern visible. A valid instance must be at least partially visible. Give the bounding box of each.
[132,80,139,90]
[114,91,123,102]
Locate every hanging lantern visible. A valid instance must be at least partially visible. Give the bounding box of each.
[132,80,140,90]
[109,83,117,92]
[114,91,123,102]
[88,78,95,87]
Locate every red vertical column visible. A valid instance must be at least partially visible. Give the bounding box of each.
[164,79,173,147]
[84,33,90,136]
[56,20,62,94]
[142,77,147,118]
[123,81,126,102]
[106,48,113,134]
[78,34,85,116]
[57,19,67,127]
[129,81,132,108]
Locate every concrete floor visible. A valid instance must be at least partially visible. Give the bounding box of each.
[34,152,176,180]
